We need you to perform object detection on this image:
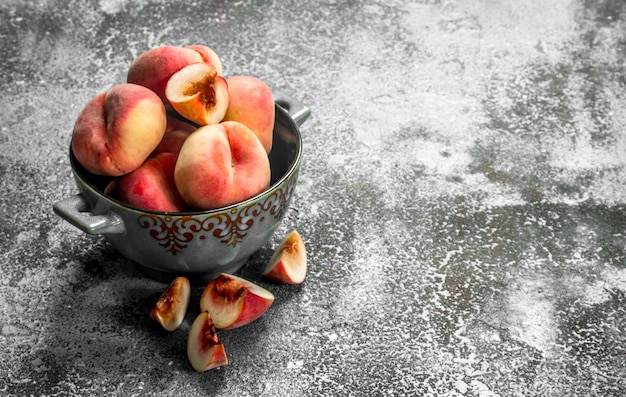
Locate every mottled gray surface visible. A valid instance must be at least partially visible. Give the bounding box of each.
[1,0,625,396]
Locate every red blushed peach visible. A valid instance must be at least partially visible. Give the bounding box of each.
[223,75,275,154]
[116,152,187,212]
[166,113,198,134]
[71,83,167,176]
[174,121,270,210]
[127,45,204,110]
[151,129,190,156]
[165,62,229,126]
[185,45,223,76]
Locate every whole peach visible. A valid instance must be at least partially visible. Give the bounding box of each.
[116,152,187,213]
[71,83,167,176]
[223,75,275,154]
[174,121,271,210]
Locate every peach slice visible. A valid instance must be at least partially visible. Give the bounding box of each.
[223,75,275,154]
[71,83,167,176]
[187,311,228,371]
[165,62,229,126]
[150,276,191,332]
[116,152,187,212]
[185,45,223,76]
[127,45,205,110]
[200,273,274,330]
[264,230,307,284]
[174,121,271,210]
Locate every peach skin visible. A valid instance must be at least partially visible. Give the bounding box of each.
[165,62,230,126]
[174,121,271,210]
[127,45,204,110]
[223,75,275,154]
[116,152,187,212]
[71,83,167,176]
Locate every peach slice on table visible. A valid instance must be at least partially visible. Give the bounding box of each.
[116,152,187,213]
[150,276,191,332]
[199,273,274,330]
[187,311,228,371]
[71,83,167,176]
[165,62,229,126]
[174,121,271,211]
[223,75,275,154]
[264,230,307,284]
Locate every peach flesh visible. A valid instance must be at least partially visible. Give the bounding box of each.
[200,273,275,330]
[264,229,307,284]
[165,62,229,126]
[187,311,228,371]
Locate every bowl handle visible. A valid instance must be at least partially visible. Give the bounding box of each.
[274,91,311,127]
[53,193,126,235]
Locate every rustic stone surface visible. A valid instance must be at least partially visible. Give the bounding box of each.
[1,0,625,396]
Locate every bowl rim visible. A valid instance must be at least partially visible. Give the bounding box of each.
[69,104,303,217]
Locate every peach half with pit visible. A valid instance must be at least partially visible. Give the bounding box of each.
[199,273,274,330]
[165,62,230,126]
[71,83,167,176]
[223,75,275,154]
[174,121,271,211]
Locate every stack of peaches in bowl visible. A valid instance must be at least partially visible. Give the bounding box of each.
[53,44,310,286]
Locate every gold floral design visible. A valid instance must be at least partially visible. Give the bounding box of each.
[138,172,298,255]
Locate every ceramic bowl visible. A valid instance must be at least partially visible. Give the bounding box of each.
[53,92,310,284]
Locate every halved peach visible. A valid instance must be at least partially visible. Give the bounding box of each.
[165,62,229,126]
[199,273,274,330]
[264,230,307,284]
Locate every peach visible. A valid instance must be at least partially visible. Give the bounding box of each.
[165,62,229,126]
[199,273,274,330]
[223,75,275,154]
[150,276,191,332]
[187,311,228,371]
[116,152,187,212]
[151,129,190,156]
[71,83,167,176]
[174,121,271,211]
[264,230,307,284]
[127,45,204,109]
[185,45,223,76]
[166,113,198,134]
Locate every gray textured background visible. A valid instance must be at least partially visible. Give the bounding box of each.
[1,0,625,396]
